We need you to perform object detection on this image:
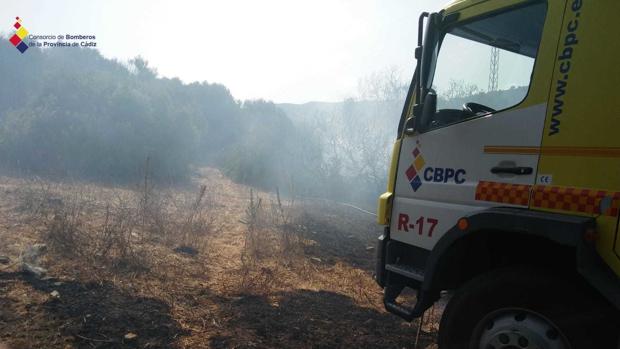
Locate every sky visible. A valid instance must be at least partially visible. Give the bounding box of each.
[2,0,444,103]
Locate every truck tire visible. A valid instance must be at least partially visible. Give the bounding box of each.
[437,267,618,349]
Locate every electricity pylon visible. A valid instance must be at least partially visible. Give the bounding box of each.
[488,47,499,92]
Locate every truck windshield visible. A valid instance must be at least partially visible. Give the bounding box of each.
[429,2,547,125]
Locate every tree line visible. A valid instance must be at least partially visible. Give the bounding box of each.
[0,40,407,207]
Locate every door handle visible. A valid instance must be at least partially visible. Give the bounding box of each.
[490,166,533,175]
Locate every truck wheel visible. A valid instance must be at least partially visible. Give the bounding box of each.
[437,268,617,349]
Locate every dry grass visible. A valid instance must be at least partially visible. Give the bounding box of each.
[0,168,440,349]
[10,170,223,275]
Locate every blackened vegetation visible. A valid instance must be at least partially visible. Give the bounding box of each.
[213,290,421,349]
[0,272,186,349]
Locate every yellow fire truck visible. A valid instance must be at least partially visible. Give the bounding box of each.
[375,0,620,347]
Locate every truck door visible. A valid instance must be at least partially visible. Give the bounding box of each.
[532,0,620,275]
[390,2,559,250]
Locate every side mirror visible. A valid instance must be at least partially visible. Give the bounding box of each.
[415,90,437,132]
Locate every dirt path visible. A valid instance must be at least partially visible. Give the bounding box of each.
[0,169,439,348]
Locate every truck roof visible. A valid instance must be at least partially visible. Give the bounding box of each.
[443,0,489,13]
[443,0,535,14]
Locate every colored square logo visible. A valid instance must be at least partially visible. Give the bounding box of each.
[14,22,21,29]
[403,142,426,192]
[405,165,417,181]
[16,41,28,53]
[414,156,426,171]
[9,34,21,46]
[16,26,29,39]
[410,176,422,192]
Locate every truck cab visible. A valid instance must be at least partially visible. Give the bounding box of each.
[376,0,620,347]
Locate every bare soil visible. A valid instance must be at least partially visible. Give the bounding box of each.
[0,168,440,348]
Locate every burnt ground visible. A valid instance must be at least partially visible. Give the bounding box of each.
[0,272,185,348]
[0,169,440,348]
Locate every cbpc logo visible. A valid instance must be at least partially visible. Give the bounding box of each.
[404,141,467,192]
[404,141,426,192]
[9,17,29,53]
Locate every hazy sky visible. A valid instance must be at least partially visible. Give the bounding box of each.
[2,0,444,103]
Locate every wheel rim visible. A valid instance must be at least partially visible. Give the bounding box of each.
[472,308,570,349]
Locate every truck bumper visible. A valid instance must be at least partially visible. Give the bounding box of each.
[374,228,389,288]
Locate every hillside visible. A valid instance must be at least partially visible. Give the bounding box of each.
[0,39,400,208]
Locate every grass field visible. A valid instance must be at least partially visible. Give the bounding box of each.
[0,168,440,349]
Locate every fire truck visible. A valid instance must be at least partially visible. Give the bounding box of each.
[375,0,620,347]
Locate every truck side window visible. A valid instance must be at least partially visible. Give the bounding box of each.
[428,3,547,129]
